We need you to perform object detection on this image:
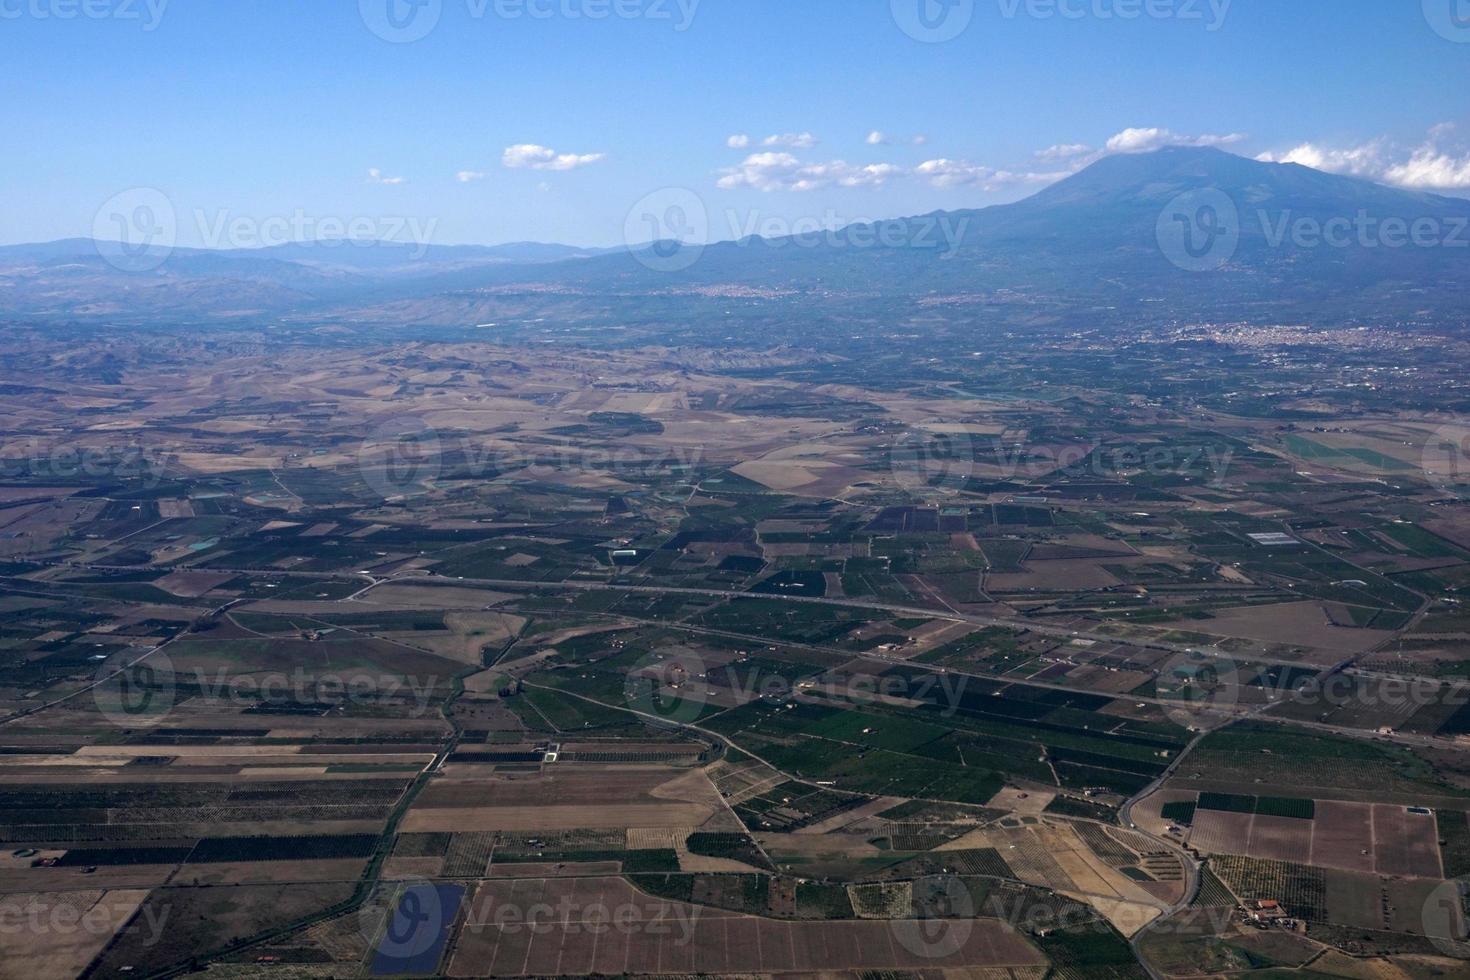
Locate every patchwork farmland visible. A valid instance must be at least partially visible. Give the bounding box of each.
[1,335,1470,978]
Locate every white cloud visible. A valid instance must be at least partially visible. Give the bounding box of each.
[714,151,1064,193]
[761,132,820,149]
[990,128,1249,183]
[726,133,817,150]
[716,153,901,192]
[915,159,1065,191]
[836,163,905,188]
[501,144,605,171]
[1105,127,1172,153]
[993,128,1251,185]
[1184,132,1249,148]
[913,159,991,189]
[1036,142,1093,162]
[1385,145,1470,189]
[1255,141,1384,177]
[1256,126,1470,190]
[366,168,407,185]
[717,152,804,191]
[1104,127,1246,154]
[869,131,929,146]
[712,126,1266,197]
[455,170,487,183]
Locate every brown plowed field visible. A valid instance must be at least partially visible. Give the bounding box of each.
[1193,801,1443,879]
[445,877,1044,977]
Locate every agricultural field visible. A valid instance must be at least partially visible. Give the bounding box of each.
[1,333,1470,977]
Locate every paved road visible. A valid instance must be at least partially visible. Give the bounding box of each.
[1119,728,1213,980]
[26,560,1455,978]
[48,560,1311,668]
[31,561,1468,753]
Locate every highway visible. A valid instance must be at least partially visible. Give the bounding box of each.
[1119,728,1212,980]
[27,560,1470,753]
[44,559,1318,668]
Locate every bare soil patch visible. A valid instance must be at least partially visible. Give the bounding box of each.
[446,876,1044,976]
[0,888,148,980]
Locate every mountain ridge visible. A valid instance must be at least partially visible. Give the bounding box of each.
[4,147,1467,331]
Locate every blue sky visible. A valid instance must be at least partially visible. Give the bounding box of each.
[3,0,1468,247]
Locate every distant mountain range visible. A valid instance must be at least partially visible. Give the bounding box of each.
[5,147,1468,333]
[0,237,610,271]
